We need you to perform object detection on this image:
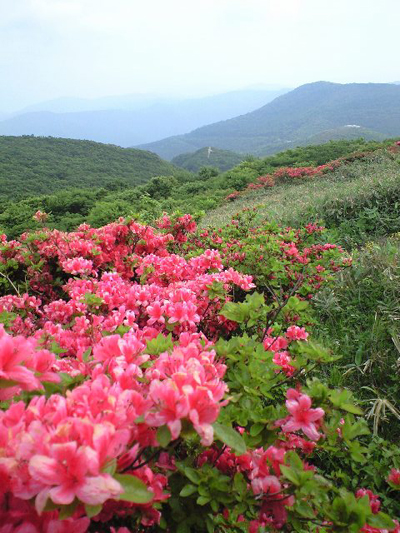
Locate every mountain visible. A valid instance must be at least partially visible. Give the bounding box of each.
[171,147,244,172]
[0,88,290,147]
[138,82,400,159]
[0,136,184,203]
[17,94,164,114]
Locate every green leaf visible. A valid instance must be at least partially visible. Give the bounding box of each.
[177,522,190,533]
[184,467,200,484]
[0,378,19,389]
[197,496,211,506]
[82,347,92,362]
[156,425,172,447]
[146,333,173,355]
[341,403,363,415]
[84,503,102,518]
[220,302,246,323]
[367,512,395,529]
[114,473,154,503]
[295,500,315,518]
[59,500,79,519]
[180,484,198,497]
[280,464,300,486]
[213,422,247,455]
[101,458,117,475]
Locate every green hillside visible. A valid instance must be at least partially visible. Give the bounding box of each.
[304,126,388,145]
[171,146,243,172]
[138,82,400,159]
[0,135,186,203]
[203,143,400,247]
[0,138,389,238]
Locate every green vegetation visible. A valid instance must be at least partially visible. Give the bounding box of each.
[171,146,243,172]
[314,239,400,442]
[1,133,400,529]
[0,138,392,238]
[140,81,400,158]
[1,138,386,238]
[0,135,187,203]
[204,145,400,248]
[202,139,400,448]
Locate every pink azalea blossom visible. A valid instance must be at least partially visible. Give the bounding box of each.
[281,389,324,441]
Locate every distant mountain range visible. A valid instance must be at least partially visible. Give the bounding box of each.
[138,82,400,159]
[0,88,289,147]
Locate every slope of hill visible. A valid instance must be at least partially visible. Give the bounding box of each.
[171,147,244,172]
[138,82,400,159]
[203,143,400,247]
[0,88,289,147]
[0,138,388,238]
[301,125,389,145]
[0,136,186,203]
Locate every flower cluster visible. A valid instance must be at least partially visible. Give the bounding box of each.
[0,216,398,532]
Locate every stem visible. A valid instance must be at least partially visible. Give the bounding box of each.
[0,271,20,296]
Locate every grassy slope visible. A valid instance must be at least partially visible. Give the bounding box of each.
[0,135,185,203]
[203,149,400,242]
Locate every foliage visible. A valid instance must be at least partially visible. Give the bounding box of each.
[1,138,387,239]
[205,144,400,249]
[172,147,244,172]
[313,238,400,441]
[0,135,188,204]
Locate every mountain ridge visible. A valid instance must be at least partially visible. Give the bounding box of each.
[0,88,289,147]
[137,81,400,159]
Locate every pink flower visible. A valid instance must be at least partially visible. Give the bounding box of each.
[281,389,324,441]
[0,326,41,391]
[29,442,123,512]
[147,301,165,325]
[61,257,94,275]
[145,380,190,439]
[388,468,400,487]
[251,474,281,496]
[188,387,220,446]
[286,326,309,341]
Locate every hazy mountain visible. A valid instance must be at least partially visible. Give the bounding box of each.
[17,94,166,114]
[172,147,244,172]
[138,82,400,159]
[0,88,290,147]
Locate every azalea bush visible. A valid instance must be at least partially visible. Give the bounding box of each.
[0,215,399,532]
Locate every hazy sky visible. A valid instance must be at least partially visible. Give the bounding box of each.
[1,0,399,111]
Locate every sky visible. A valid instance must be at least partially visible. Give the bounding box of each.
[0,0,399,111]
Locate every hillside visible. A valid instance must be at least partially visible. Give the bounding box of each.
[0,138,388,238]
[0,136,185,203]
[0,88,289,147]
[138,82,400,159]
[171,146,244,172]
[203,143,400,239]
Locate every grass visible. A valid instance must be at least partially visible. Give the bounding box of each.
[314,238,400,440]
[203,150,400,246]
